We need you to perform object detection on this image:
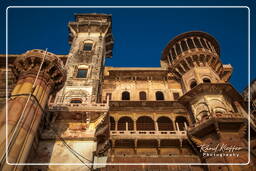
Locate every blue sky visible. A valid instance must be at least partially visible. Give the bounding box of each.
[0,0,255,92]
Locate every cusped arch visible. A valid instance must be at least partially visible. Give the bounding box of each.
[195,102,210,122]
[208,99,227,114]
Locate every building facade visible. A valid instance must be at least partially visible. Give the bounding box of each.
[0,13,255,171]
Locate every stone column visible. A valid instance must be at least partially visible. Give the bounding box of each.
[191,37,197,49]
[184,39,190,52]
[0,49,66,171]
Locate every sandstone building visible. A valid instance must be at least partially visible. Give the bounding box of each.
[0,13,255,171]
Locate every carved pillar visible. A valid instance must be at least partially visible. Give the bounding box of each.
[178,42,183,52]
[173,45,178,57]
[198,38,205,51]
[203,39,210,50]
[170,49,174,62]
[191,37,197,49]
[134,119,137,131]
[184,39,190,52]
[115,120,118,131]
[155,120,158,132]
[0,49,66,171]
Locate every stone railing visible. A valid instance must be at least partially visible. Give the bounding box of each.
[211,112,244,119]
[110,130,187,139]
[48,102,109,112]
[191,112,245,128]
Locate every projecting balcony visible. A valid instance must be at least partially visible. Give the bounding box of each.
[48,102,109,112]
[188,112,247,136]
[110,130,187,140]
[48,95,110,112]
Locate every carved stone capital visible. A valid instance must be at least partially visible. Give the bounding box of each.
[12,49,67,93]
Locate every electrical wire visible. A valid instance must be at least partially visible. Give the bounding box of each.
[7,49,48,152]
[3,93,93,170]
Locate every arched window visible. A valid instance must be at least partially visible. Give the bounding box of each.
[122,91,130,100]
[136,116,155,130]
[190,80,197,89]
[139,91,147,100]
[70,98,82,103]
[203,78,211,83]
[198,111,209,122]
[195,103,210,122]
[175,116,188,131]
[214,107,227,114]
[118,117,134,130]
[209,99,227,115]
[156,91,164,100]
[110,117,115,130]
[157,117,174,131]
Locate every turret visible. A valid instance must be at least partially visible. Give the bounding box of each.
[161,32,248,166]
[161,31,232,93]
[0,49,66,171]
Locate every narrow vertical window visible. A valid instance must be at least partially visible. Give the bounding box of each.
[139,91,146,100]
[76,69,88,78]
[173,92,180,100]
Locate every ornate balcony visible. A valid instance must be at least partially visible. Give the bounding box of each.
[48,102,109,112]
[110,130,187,140]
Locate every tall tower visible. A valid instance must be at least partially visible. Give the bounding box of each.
[161,31,250,170]
[30,14,113,171]
[55,13,113,104]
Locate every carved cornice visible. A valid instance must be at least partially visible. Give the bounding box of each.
[179,83,244,103]
[12,49,67,93]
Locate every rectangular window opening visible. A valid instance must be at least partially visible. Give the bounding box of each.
[173,92,180,100]
[76,69,88,78]
[84,43,93,51]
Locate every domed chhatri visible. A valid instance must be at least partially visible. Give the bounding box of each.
[161,31,228,83]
